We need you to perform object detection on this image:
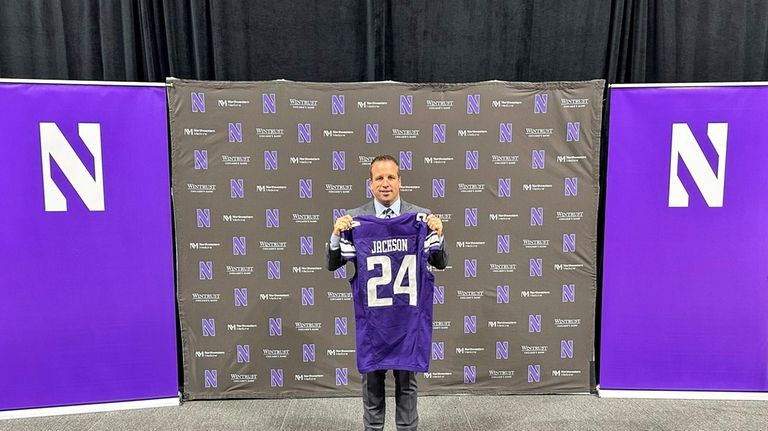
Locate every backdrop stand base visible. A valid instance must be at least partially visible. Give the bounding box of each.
[0,396,180,420]
[598,388,768,401]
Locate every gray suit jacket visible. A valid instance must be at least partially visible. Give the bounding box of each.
[325,199,449,271]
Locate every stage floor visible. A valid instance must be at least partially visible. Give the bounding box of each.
[2,394,766,430]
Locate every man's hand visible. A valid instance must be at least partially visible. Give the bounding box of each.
[333,214,354,236]
[426,214,443,237]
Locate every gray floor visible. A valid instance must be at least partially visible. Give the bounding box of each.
[2,394,767,431]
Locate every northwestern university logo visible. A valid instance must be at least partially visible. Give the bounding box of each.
[40,123,104,212]
[668,123,728,207]
[331,95,345,115]
[467,94,480,114]
[229,122,242,142]
[400,95,413,115]
[432,342,444,360]
[191,92,205,112]
[204,370,217,388]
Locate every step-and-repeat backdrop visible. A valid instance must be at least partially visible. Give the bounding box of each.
[601,85,768,392]
[169,79,604,398]
[0,82,178,411]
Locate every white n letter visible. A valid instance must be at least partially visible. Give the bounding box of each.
[40,123,104,211]
[668,123,727,207]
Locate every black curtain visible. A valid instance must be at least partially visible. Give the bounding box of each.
[1,0,766,83]
[0,0,369,82]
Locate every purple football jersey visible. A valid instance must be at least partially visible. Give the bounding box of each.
[340,212,442,373]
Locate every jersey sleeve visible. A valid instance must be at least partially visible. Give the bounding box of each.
[339,223,357,261]
[414,212,442,255]
[423,230,442,255]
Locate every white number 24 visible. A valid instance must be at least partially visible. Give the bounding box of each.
[366,254,417,307]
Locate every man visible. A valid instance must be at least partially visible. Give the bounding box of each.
[325,154,448,431]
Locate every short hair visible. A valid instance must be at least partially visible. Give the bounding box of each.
[369,154,400,179]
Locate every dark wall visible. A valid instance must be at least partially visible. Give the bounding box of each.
[1,0,766,83]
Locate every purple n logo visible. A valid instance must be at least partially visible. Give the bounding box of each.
[233,236,246,255]
[433,124,446,143]
[528,365,541,382]
[300,236,313,255]
[237,345,250,363]
[464,259,477,278]
[497,285,509,304]
[432,179,445,198]
[496,341,509,360]
[335,367,349,386]
[366,123,379,144]
[303,343,315,362]
[194,150,207,170]
[464,315,477,334]
[366,178,373,199]
[335,317,348,335]
[566,122,580,142]
[197,208,210,228]
[199,261,212,280]
[465,208,478,227]
[270,369,283,387]
[466,150,479,170]
[499,123,513,142]
[530,258,542,277]
[267,261,281,279]
[432,342,444,360]
[204,370,217,388]
[561,340,574,358]
[532,150,545,169]
[467,94,480,114]
[534,94,547,114]
[264,150,278,170]
[229,122,242,143]
[464,366,476,384]
[262,93,276,113]
[299,179,313,199]
[562,284,575,302]
[334,265,347,279]
[202,318,215,336]
[266,209,279,228]
[565,177,578,196]
[400,95,413,115]
[529,314,542,333]
[231,179,244,199]
[563,234,576,253]
[331,95,345,115]
[269,318,282,336]
[191,92,205,113]
[332,151,345,171]
[498,178,511,197]
[234,288,247,306]
[399,151,412,170]
[497,235,510,254]
[301,287,314,306]
[298,123,311,143]
[530,207,543,226]
[433,285,445,304]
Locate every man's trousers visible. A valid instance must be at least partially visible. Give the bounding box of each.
[362,370,418,431]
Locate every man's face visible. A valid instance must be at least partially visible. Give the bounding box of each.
[370,160,401,206]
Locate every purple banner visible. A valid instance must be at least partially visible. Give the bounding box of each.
[0,82,178,410]
[601,85,768,391]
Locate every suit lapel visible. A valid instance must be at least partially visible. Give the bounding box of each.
[364,201,376,215]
